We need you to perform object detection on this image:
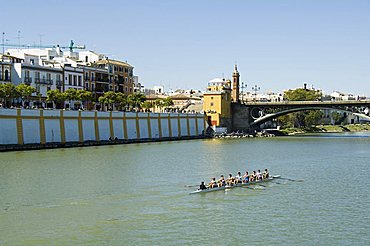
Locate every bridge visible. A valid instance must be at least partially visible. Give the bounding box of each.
[230,100,370,131]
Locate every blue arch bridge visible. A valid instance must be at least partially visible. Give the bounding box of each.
[228,100,370,132]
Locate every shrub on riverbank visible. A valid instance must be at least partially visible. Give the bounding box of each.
[280,124,370,135]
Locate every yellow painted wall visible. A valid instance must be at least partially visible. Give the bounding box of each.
[203,91,231,126]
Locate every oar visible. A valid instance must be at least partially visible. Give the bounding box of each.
[276,177,304,182]
[242,186,265,190]
[184,184,199,188]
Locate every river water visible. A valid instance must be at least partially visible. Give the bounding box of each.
[0,132,369,245]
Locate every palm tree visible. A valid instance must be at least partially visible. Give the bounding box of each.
[155,98,164,112]
[142,101,153,112]
[127,93,146,111]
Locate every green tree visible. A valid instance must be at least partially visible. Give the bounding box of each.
[331,111,342,125]
[47,89,66,109]
[304,110,324,127]
[127,93,146,111]
[142,101,153,112]
[162,97,174,108]
[284,88,322,101]
[16,84,36,107]
[154,98,164,112]
[278,88,324,128]
[63,88,78,109]
[0,83,18,107]
[76,90,93,110]
[115,92,127,110]
[98,91,116,111]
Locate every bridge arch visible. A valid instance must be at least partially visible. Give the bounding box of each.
[251,107,370,127]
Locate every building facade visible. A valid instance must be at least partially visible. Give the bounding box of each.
[203,78,232,126]
[95,59,134,95]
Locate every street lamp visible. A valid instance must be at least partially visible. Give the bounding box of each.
[240,82,246,103]
[252,84,260,102]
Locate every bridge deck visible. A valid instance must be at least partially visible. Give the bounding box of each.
[242,100,370,107]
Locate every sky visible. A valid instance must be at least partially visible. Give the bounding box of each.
[2,0,370,95]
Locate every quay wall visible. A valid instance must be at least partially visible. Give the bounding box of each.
[0,109,207,151]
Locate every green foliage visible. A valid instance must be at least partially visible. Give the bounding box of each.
[0,83,18,107]
[162,97,174,107]
[63,88,78,101]
[304,110,324,127]
[142,101,153,111]
[76,90,93,103]
[284,88,322,101]
[127,93,146,110]
[47,89,66,108]
[278,88,324,128]
[16,84,36,102]
[98,91,128,110]
[330,111,342,125]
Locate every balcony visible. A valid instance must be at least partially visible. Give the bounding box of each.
[56,80,63,87]
[35,78,53,85]
[24,77,32,85]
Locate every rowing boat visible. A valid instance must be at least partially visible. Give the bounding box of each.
[189,175,280,194]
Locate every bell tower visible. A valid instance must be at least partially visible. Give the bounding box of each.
[232,64,240,102]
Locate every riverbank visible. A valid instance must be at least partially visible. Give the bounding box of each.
[280,124,370,135]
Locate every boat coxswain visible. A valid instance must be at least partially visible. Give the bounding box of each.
[199,181,208,190]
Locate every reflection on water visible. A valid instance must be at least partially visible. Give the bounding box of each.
[0,133,369,244]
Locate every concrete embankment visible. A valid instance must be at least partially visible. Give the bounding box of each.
[0,108,208,152]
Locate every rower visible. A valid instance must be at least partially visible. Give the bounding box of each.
[218,175,226,187]
[263,169,269,179]
[208,177,217,188]
[235,171,242,184]
[250,171,257,182]
[242,171,249,183]
[226,174,235,186]
[257,169,262,180]
[199,181,208,190]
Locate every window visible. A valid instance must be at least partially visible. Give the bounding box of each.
[91,84,95,91]
[85,83,89,89]
[211,97,213,100]
[73,75,77,86]
[78,76,82,86]
[85,56,88,63]
[210,102,214,106]
[4,70,9,81]
[68,75,72,85]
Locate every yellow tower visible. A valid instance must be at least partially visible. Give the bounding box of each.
[232,64,240,103]
[203,78,232,126]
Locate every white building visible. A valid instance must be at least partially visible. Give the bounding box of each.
[330,91,355,101]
